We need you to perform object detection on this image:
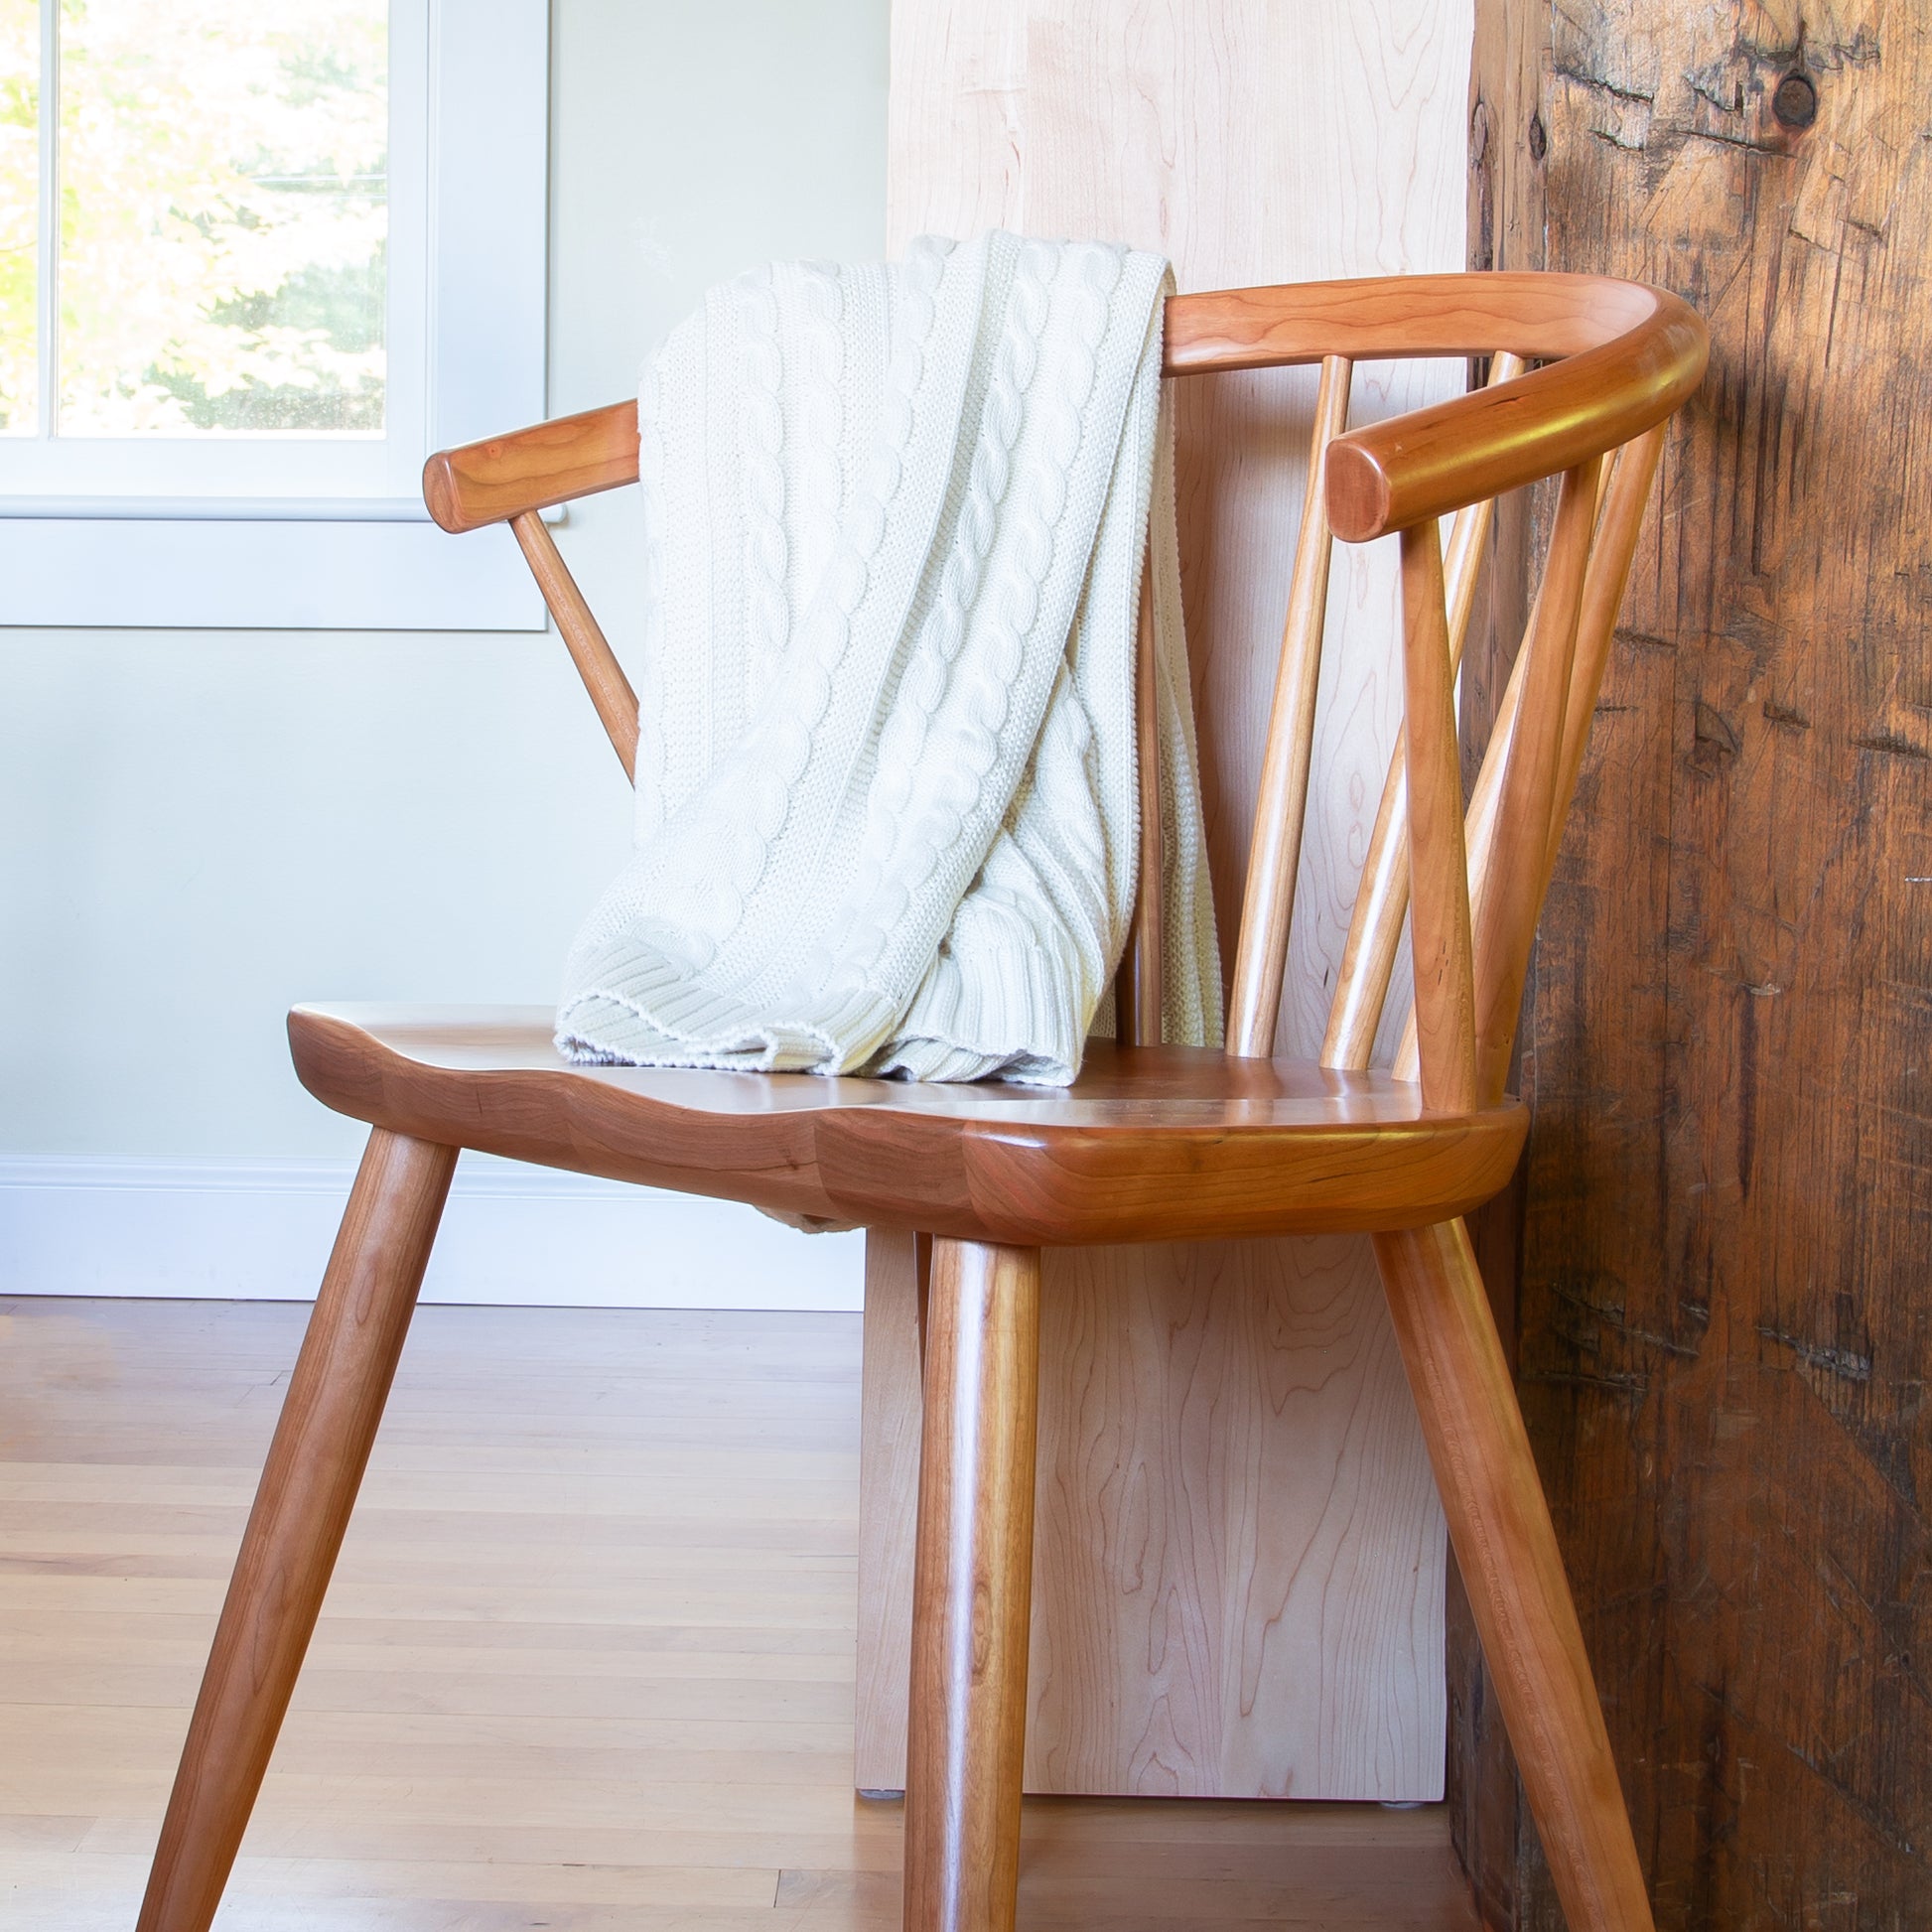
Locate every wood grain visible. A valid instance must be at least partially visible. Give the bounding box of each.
[287,1005,1527,1250]
[1397,518,1479,1116]
[1419,431,1663,1100]
[3,1293,1488,1929]
[1164,270,1654,374]
[1321,351,1524,1074]
[397,0,1702,1852]
[904,1242,1041,1932]
[1373,1222,1652,1932]
[1463,2,1932,1924]
[1225,354,1351,1058]
[1548,428,1664,872]
[433,275,1697,548]
[508,511,639,781]
[422,398,638,534]
[1319,285,1700,540]
[135,1132,457,1932]
[1465,457,1596,1107]
[873,0,1475,1803]
[854,1233,1449,1802]
[1449,11,1550,1906]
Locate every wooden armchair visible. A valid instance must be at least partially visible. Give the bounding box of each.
[136,270,1706,1932]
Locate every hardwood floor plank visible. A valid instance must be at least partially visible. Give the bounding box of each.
[0,1296,1477,1927]
[3,1849,781,1907]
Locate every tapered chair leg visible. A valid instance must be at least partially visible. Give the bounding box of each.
[136,1129,459,1932]
[904,1239,1041,1932]
[1374,1219,1654,1932]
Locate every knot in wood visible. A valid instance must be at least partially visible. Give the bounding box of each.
[1772,71,1817,130]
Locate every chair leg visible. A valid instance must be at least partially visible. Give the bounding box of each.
[903,1239,1040,1932]
[1373,1220,1654,1932]
[136,1129,459,1932]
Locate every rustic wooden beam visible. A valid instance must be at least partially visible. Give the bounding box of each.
[1463,0,1932,1925]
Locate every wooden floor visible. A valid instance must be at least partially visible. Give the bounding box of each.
[0,1293,1481,1930]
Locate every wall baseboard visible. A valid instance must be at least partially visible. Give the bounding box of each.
[0,1155,864,1311]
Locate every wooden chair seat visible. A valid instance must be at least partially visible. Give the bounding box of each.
[291,1002,1528,1247]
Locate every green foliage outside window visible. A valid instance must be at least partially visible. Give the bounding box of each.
[2,0,388,438]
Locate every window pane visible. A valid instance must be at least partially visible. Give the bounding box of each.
[0,0,36,435]
[58,0,387,436]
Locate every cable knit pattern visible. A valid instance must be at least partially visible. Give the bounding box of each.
[557,229,1221,1082]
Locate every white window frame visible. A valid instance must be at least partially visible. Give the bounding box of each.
[0,0,548,631]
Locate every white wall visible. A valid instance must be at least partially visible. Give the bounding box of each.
[0,0,888,1161]
[0,1,886,1306]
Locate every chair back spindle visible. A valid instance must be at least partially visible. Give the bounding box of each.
[1224,352,1352,1058]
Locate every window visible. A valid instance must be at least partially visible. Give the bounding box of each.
[1,0,547,628]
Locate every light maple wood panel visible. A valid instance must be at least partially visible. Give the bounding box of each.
[857,1236,1446,1798]
[1028,1238,1446,1799]
[861,0,1471,1800]
[0,1295,1480,1930]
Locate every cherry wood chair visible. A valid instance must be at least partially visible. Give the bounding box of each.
[136,270,1706,1932]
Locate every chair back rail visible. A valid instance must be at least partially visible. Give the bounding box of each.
[423,272,1708,1099]
[422,274,1701,537]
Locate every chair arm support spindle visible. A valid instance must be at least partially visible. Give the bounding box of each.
[1397,519,1479,1115]
[510,511,640,783]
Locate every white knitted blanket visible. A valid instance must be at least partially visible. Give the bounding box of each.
[557,231,1220,1083]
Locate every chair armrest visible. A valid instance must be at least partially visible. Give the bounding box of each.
[1323,285,1707,541]
[422,399,640,534]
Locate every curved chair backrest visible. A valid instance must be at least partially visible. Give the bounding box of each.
[422,271,1707,1105]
